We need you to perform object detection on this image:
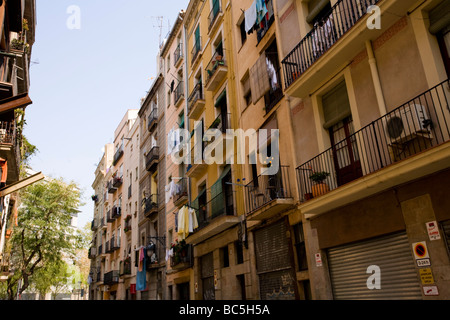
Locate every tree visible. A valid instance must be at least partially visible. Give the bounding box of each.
[30,260,71,300]
[6,178,83,300]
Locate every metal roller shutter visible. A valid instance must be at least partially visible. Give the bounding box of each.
[255,220,296,300]
[442,220,450,255]
[327,232,422,300]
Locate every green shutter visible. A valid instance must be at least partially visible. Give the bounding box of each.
[195,26,201,50]
[210,166,231,218]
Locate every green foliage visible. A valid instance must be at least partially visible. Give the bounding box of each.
[309,171,330,183]
[6,178,83,299]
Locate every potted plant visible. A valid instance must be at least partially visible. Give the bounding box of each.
[309,171,330,197]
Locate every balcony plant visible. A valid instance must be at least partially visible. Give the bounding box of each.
[309,171,330,198]
[171,239,188,266]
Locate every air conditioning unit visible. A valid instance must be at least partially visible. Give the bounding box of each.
[383,104,432,144]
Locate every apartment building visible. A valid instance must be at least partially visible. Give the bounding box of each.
[120,113,141,300]
[230,0,309,300]
[180,0,251,301]
[89,110,138,300]
[159,11,194,300]
[89,143,113,300]
[137,66,167,300]
[0,0,38,283]
[278,0,450,299]
[89,0,450,301]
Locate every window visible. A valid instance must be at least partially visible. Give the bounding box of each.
[239,18,247,46]
[167,54,171,72]
[235,241,244,265]
[293,223,308,271]
[241,73,251,107]
[221,246,229,268]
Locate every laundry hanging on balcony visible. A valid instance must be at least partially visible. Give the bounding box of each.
[177,205,199,240]
[266,57,277,91]
[0,158,7,188]
[136,246,147,291]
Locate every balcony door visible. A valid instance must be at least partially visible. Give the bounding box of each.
[322,81,362,186]
[329,116,362,186]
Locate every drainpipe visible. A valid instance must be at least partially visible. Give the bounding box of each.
[183,22,192,209]
[285,95,300,203]
[366,40,387,116]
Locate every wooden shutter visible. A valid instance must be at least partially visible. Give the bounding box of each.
[250,52,270,104]
[322,81,352,129]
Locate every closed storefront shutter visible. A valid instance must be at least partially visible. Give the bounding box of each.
[255,220,296,300]
[327,232,422,300]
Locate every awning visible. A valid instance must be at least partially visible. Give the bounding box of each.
[0,93,33,115]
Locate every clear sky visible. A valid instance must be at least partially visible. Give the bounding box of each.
[25,0,189,230]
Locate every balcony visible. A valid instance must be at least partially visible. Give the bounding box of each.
[145,146,159,172]
[124,215,132,233]
[110,236,120,252]
[187,82,205,120]
[99,217,107,230]
[95,269,103,283]
[113,144,124,165]
[112,176,123,188]
[0,120,21,185]
[88,247,97,259]
[174,42,184,69]
[144,194,158,217]
[106,210,115,223]
[296,79,450,218]
[191,37,202,66]
[107,180,117,194]
[173,178,188,207]
[208,0,222,35]
[111,205,121,219]
[148,108,158,133]
[205,51,227,92]
[245,165,295,221]
[0,50,29,100]
[281,0,414,98]
[170,243,193,270]
[186,191,239,245]
[105,240,112,253]
[119,258,132,277]
[103,270,119,285]
[174,81,185,108]
[186,140,208,179]
[90,219,98,231]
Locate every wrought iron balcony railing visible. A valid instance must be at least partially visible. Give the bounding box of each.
[148,108,158,132]
[174,81,184,106]
[188,82,204,116]
[296,79,450,202]
[191,37,202,65]
[174,42,183,67]
[205,51,226,86]
[208,0,222,32]
[103,270,119,285]
[245,165,293,214]
[282,0,380,88]
[145,146,159,172]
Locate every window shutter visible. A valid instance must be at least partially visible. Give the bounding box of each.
[250,52,270,104]
[322,81,352,129]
